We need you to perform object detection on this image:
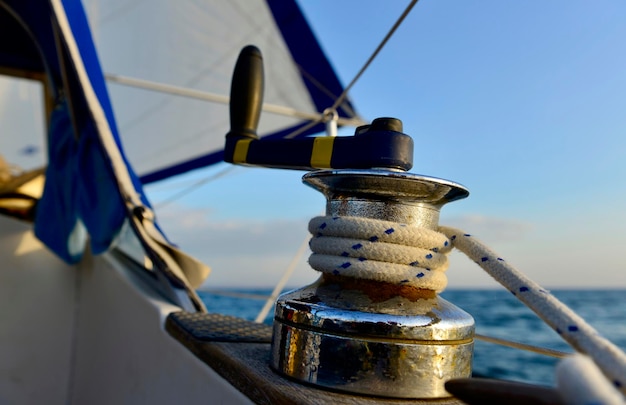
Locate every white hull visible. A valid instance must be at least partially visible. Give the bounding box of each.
[0,215,251,404]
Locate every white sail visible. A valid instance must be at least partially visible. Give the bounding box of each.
[82,0,359,182]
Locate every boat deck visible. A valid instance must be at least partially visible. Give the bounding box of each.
[166,311,464,405]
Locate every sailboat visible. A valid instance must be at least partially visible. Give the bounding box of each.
[1,0,625,404]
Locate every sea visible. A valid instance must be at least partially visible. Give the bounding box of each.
[197,288,626,387]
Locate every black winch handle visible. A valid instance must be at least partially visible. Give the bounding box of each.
[226,45,264,141]
[224,46,413,171]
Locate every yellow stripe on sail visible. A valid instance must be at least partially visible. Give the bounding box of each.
[310,137,335,168]
[232,139,253,164]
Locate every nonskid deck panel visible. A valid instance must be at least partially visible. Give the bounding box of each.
[167,311,272,343]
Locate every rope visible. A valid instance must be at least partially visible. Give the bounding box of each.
[279,0,418,140]
[475,333,570,359]
[307,215,626,395]
[308,216,451,291]
[152,165,237,209]
[255,234,310,323]
[105,74,364,129]
[556,354,626,405]
[329,0,419,113]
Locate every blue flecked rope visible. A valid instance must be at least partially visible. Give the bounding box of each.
[439,226,626,397]
[308,215,626,396]
[308,216,451,291]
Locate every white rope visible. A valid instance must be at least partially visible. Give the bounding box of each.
[308,216,451,291]
[307,215,626,396]
[556,354,626,405]
[474,333,570,359]
[441,227,626,395]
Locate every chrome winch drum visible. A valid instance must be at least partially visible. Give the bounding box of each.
[270,169,475,399]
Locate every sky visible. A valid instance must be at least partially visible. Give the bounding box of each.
[3,1,626,290]
[147,1,626,291]
[144,0,626,290]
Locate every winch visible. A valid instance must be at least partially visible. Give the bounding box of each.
[225,46,475,399]
[270,119,474,399]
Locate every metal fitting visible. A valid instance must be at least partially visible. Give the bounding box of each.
[270,119,475,398]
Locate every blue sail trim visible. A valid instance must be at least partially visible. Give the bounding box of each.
[266,0,356,119]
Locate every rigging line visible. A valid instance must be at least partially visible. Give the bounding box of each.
[475,333,570,359]
[297,65,359,119]
[330,0,419,112]
[152,165,237,209]
[144,170,225,192]
[283,116,325,139]
[105,74,365,127]
[255,232,311,323]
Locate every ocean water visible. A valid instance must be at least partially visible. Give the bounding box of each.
[197,288,626,387]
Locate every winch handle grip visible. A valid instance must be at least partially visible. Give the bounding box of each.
[226,45,264,141]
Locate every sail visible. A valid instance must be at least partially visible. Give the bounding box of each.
[82,0,360,183]
[0,0,358,261]
[0,0,358,310]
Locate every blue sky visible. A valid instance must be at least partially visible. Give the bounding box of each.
[143,1,626,289]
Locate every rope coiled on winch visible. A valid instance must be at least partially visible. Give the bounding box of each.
[308,216,451,291]
[308,215,626,397]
